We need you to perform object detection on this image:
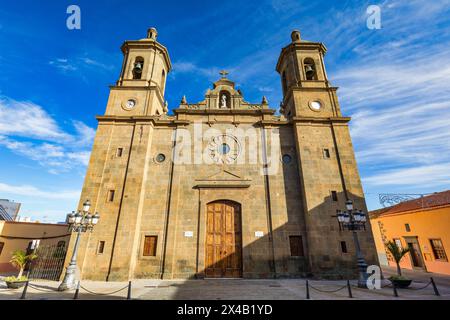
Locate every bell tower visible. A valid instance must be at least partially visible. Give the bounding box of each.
[276,30,342,119]
[105,27,171,116]
[276,30,378,278]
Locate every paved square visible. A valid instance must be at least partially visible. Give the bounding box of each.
[0,267,448,300]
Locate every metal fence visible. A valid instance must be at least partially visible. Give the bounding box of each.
[28,244,67,281]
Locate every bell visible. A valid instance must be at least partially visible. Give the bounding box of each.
[133,62,143,74]
[305,64,314,76]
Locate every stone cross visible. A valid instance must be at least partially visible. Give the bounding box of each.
[219,70,229,78]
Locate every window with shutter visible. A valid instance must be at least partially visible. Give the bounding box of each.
[289,236,304,257]
[143,236,157,256]
[108,190,115,202]
[97,241,105,254]
[430,239,447,261]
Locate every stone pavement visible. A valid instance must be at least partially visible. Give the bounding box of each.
[0,267,449,300]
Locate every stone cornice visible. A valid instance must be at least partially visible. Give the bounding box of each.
[96,115,349,126]
[193,183,251,189]
[174,108,276,115]
[109,85,165,106]
[292,86,339,91]
[120,40,172,71]
[276,41,328,72]
[280,86,339,109]
[292,116,351,124]
[96,115,189,127]
[260,120,291,126]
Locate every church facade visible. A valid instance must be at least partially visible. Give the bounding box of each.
[66,28,378,281]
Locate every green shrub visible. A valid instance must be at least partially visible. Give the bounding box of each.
[4,275,28,282]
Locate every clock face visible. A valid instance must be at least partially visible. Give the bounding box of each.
[208,134,241,164]
[125,99,136,109]
[309,100,322,111]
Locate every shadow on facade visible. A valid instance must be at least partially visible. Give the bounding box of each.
[169,189,378,290]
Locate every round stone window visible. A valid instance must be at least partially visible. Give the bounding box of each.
[155,153,166,163]
[282,154,292,164]
[208,134,241,164]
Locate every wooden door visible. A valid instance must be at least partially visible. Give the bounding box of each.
[205,201,242,278]
[406,239,424,268]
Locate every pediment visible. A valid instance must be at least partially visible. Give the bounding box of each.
[176,73,269,111]
[201,169,242,181]
[194,169,251,189]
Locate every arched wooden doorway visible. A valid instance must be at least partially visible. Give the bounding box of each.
[205,200,242,278]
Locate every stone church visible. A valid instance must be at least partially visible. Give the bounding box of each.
[67,28,378,281]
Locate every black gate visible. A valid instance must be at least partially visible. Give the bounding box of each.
[28,243,67,281]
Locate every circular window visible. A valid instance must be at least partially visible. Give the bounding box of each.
[282,154,292,164]
[208,134,241,164]
[123,99,137,110]
[155,153,166,163]
[219,143,231,155]
[309,100,322,111]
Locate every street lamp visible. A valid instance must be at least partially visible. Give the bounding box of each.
[336,199,368,288]
[58,200,99,291]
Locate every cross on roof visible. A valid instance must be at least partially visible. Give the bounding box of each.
[219,70,229,78]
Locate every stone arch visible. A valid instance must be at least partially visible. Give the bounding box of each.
[218,90,231,108]
[303,57,317,80]
[132,56,144,79]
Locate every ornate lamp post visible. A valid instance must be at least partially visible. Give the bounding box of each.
[336,200,368,288]
[58,200,99,291]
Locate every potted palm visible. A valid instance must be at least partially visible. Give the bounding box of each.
[4,250,38,289]
[385,241,412,288]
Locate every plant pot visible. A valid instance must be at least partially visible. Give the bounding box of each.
[5,280,27,289]
[392,279,412,288]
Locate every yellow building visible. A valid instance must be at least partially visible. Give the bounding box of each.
[370,190,450,275]
[0,221,70,273]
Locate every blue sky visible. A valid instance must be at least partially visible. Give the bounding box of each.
[0,0,449,222]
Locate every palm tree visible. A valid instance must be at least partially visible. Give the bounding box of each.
[385,241,410,277]
[9,250,38,279]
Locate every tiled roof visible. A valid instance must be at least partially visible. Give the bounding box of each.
[369,190,450,218]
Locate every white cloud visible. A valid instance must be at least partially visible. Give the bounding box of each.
[257,86,274,93]
[49,56,115,75]
[49,58,78,72]
[0,98,70,141]
[171,61,220,79]
[80,57,114,71]
[313,1,450,191]
[337,44,450,188]
[350,100,450,165]
[0,136,90,173]
[333,51,450,110]
[0,182,80,200]
[72,120,96,148]
[363,163,450,187]
[0,97,94,173]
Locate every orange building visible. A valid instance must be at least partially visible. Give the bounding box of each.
[0,221,70,273]
[370,190,450,275]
